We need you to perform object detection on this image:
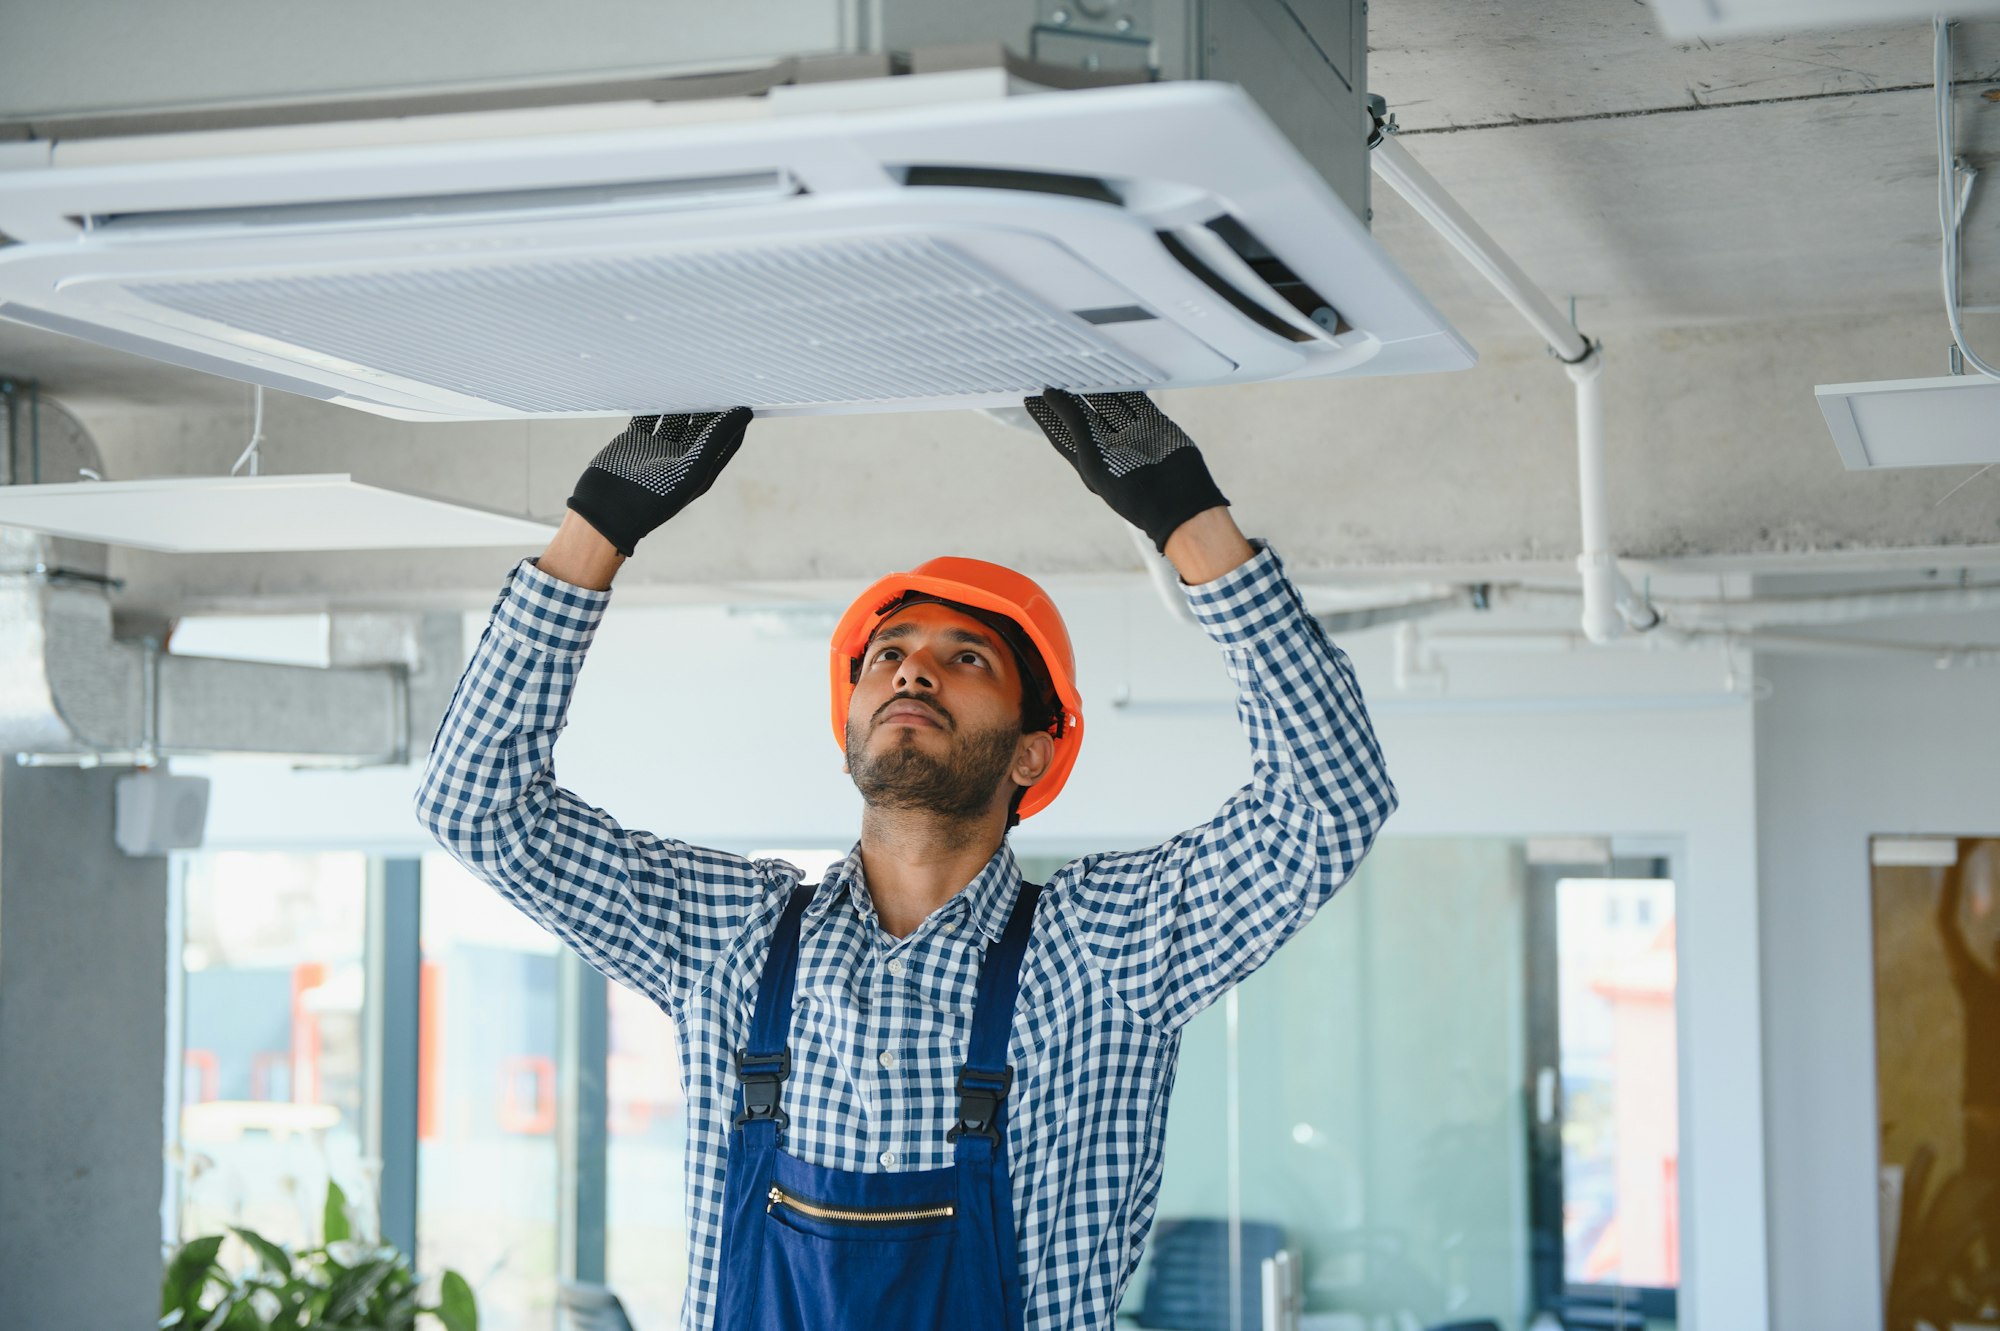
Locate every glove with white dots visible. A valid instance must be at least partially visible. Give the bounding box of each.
[1022,389,1229,553]
[566,408,753,556]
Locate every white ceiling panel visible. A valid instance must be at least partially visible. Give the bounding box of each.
[0,474,556,552]
[1816,373,2000,469]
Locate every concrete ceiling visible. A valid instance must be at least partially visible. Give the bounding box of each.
[1368,4,2000,339]
[3,2,1999,610]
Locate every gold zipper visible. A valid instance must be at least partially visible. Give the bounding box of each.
[767,1185,954,1224]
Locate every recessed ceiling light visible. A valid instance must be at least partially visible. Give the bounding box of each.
[1815,374,2000,470]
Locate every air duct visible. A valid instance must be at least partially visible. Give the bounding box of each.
[0,407,456,764]
[0,532,444,764]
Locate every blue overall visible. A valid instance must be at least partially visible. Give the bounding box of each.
[711,881,1041,1331]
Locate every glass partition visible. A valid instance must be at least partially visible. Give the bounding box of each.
[175,851,370,1252]
[1118,839,1682,1331]
[604,982,692,1329]
[419,854,563,1331]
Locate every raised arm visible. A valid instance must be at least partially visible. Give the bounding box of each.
[414,411,772,1017]
[1020,391,1396,1030]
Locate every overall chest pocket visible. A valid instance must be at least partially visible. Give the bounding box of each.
[757,1187,987,1331]
[766,1184,955,1242]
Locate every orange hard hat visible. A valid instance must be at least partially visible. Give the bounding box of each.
[830,556,1083,822]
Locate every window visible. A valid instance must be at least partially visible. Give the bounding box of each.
[419,853,562,1331]
[174,852,369,1251]
[1528,862,1680,1326]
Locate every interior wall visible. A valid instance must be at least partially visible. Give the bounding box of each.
[1754,642,2000,1331]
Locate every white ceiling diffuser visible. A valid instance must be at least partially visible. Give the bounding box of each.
[1816,374,2000,470]
[0,475,555,552]
[0,80,1471,421]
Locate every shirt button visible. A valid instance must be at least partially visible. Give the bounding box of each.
[880,1150,899,1167]
[886,958,905,978]
[879,1049,898,1070]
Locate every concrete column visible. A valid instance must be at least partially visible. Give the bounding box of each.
[0,763,167,1325]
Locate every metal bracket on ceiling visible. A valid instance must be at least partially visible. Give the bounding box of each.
[1033,0,1154,74]
[1365,93,1397,148]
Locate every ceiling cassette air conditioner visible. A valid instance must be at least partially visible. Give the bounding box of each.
[0,79,1472,420]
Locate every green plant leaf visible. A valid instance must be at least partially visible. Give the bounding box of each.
[433,1270,478,1331]
[377,1281,422,1331]
[162,1235,226,1318]
[322,1178,352,1244]
[228,1227,292,1278]
[218,1297,269,1331]
[323,1254,396,1321]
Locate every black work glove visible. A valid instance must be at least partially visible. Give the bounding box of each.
[1022,390,1229,553]
[566,408,753,556]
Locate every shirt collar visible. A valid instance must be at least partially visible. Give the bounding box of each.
[805,840,1023,943]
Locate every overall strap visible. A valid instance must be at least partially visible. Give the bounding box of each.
[950,883,1042,1145]
[733,884,816,1134]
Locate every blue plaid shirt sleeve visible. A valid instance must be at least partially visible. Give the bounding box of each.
[413,560,785,1016]
[1054,541,1397,1031]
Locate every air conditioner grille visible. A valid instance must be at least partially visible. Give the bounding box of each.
[125,236,1160,412]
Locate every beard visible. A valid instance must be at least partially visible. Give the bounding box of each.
[845,705,1022,822]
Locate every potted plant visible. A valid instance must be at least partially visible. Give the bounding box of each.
[162,1180,477,1331]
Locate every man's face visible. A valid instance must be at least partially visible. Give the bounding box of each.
[842,602,1050,822]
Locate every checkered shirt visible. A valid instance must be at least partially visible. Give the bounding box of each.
[414,541,1396,1331]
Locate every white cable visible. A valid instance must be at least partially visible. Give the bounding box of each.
[228,384,265,476]
[1934,17,2000,380]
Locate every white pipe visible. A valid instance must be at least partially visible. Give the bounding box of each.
[1498,582,2000,630]
[1568,349,1626,644]
[1373,131,1656,644]
[1370,134,1591,364]
[1738,631,2000,668]
[1421,625,2000,668]
[1660,584,2000,631]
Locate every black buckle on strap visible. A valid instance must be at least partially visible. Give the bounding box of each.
[733,1047,792,1131]
[947,1066,1014,1144]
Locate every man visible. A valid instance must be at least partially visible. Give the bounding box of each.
[416,390,1396,1331]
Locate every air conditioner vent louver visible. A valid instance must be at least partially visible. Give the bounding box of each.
[85,170,798,234]
[126,236,1160,413]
